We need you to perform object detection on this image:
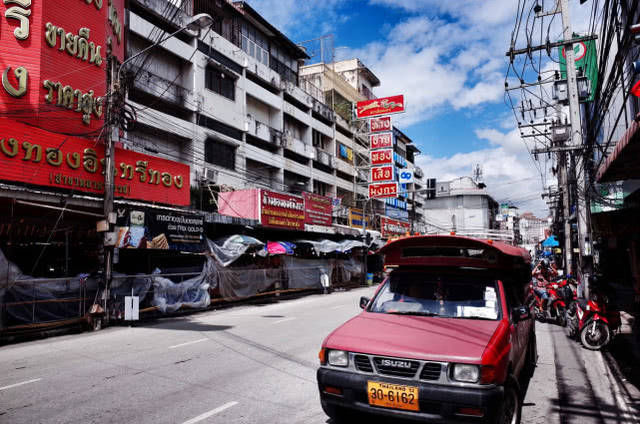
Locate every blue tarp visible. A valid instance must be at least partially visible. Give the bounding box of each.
[542,235,559,247]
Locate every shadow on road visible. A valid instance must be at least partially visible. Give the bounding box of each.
[142,320,233,332]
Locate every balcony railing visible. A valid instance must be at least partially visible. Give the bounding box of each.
[129,65,191,107]
[246,116,282,146]
[132,0,193,27]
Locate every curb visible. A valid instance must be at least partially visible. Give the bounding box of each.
[602,348,640,423]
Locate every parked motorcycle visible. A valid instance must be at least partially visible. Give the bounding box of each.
[566,288,621,350]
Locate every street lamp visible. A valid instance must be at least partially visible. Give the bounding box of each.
[100,12,213,327]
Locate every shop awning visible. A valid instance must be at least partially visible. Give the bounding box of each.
[597,114,640,182]
[541,235,559,248]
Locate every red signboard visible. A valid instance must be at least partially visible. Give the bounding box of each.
[370,149,393,165]
[0,0,125,134]
[0,120,190,205]
[303,193,333,226]
[369,116,392,133]
[261,190,305,230]
[369,182,399,199]
[370,165,394,182]
[380,216,410,238]
[370,133,393,150]
[356,95,405,119]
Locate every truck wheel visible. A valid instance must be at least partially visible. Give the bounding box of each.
[523,334,537,380]
[497,377,521,424]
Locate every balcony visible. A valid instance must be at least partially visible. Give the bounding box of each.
[311,98,335,124]
[335,158,355,176]
[131,0,192,28]
[245,116,282,147]
[283,134,315,159]
[131,66,193,109]
[281,80,313,109]
[415,166,424,179]
[315,149,334,168]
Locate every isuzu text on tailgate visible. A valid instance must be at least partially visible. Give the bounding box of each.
[317,235,536,423]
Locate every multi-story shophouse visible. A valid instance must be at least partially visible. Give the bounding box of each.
[300,60,425,233]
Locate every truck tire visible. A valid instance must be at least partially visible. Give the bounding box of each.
[497,376,521,424]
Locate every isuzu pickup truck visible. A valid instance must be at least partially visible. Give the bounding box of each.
[317,235,536,423]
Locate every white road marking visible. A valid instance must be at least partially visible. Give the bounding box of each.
[168,338,208,349]
[330,304,348,310]
[0,378,42,391]
[273,317,296,324]
[181,401,238,424]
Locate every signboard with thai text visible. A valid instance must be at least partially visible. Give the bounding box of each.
[303,192,332,226]
[370,165,394,182]
[0,120,190,205]
[261,190,305,230]
[380,216,410,238]
[370,148,393,166]
[0,0,125,134]
[115,207,205,252]
[370,133,393,150]
[349,208,372,229]
[356,95,405,119]
[369,182,399,199]
[369,116,392,133]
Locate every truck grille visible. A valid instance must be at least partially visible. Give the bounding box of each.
[419,362,442,380]
[354,355,374,372]
[373,357,420,378]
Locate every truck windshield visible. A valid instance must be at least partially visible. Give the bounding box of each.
[368,273,501,320]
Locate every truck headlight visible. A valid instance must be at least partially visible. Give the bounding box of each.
[452,364,480,383]
[328,350,349,367]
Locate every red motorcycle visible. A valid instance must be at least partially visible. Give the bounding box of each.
[532,277,573,326]
[566,289,621,350]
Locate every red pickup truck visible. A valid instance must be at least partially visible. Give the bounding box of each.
[317,235,536,423]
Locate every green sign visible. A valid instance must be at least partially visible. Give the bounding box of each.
[558,37,598,102]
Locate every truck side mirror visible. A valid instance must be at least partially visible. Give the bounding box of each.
[359,296,370,309]
[512,306,531,322]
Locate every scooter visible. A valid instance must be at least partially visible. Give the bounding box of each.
[566,289,621,350]
[532,277,572,325]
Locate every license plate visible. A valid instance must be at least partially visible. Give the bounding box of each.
[367,381,419,411]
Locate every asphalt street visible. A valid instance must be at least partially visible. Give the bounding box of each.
[0,287,636,424]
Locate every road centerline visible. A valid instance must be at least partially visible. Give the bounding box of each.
[0,378,42,391]
[273,317,296,324]
[181,401,238,424]
[168,338,208,349]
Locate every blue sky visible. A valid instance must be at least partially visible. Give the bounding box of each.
[245,0,594,216]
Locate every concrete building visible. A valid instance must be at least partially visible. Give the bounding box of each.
[125,0,423,232]
[422,177,499,235]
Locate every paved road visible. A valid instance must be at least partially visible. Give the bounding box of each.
[0,287,635,423]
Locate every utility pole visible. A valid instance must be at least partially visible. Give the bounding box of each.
[558,0,591,295]
[103,53,116,326]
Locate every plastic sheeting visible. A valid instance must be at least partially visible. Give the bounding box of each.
[208,236,265,267]
[215,266,281,299]
[282,257,330,290]
[295,239,365,254]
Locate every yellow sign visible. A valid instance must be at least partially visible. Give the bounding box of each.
[349,208,372,229]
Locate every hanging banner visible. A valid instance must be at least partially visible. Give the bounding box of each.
[369,182,399,199]
[261,190,305,230]
[370,165,394,182]
[115,207,206,252]
[380,216,410,238]
[370,133,393,150]
[356,95,405,119]
[370,148,393,166]
[369,116,392,133]
[303,192,333,226]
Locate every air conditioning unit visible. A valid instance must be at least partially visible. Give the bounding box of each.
[201,167,218,184]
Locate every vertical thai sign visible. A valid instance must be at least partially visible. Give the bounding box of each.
[370,165,394,182]
[369,182,399,199]
[369,116,392,133]
[370,148,393,165]
[370,133,393,150]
